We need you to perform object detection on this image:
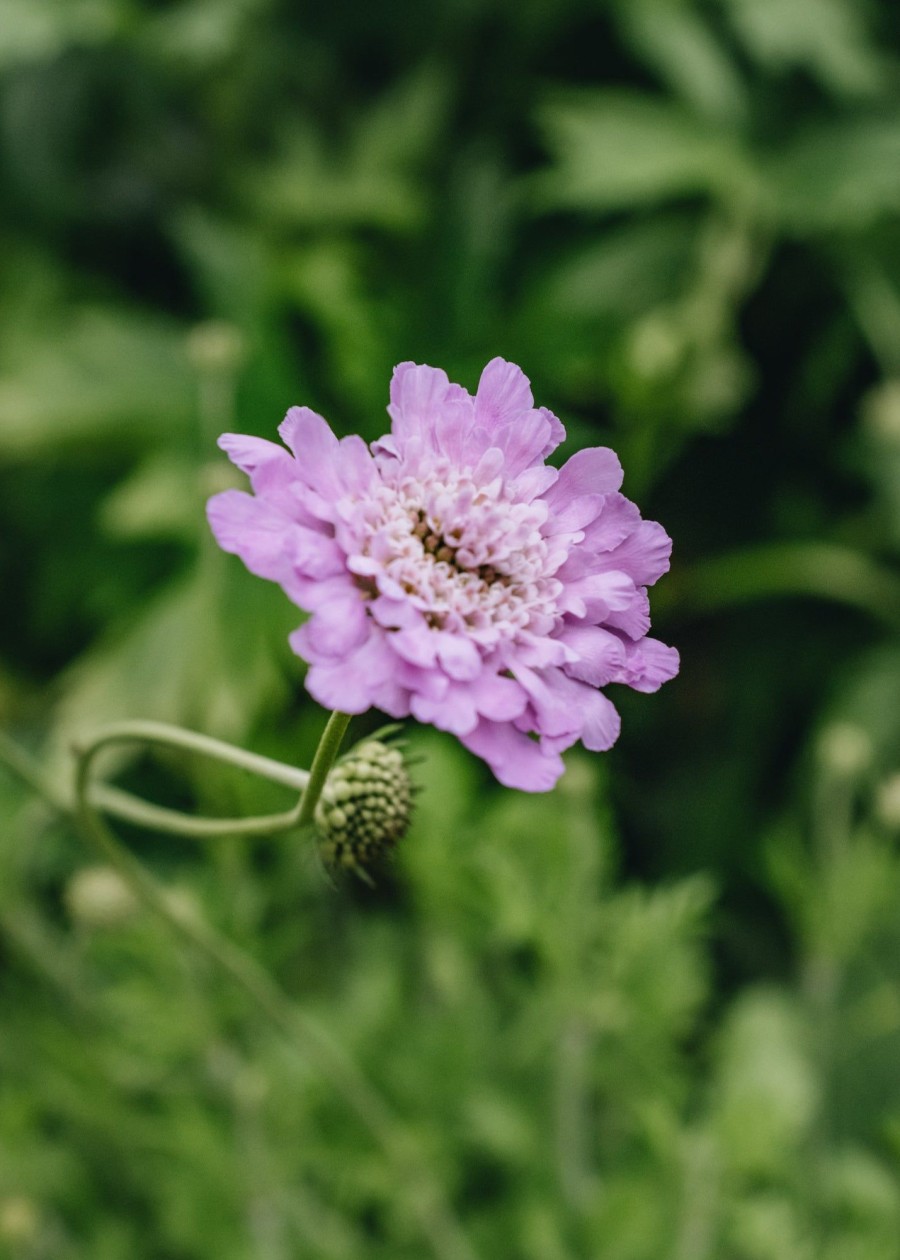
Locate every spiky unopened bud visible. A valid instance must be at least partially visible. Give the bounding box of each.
[315,739,413,877]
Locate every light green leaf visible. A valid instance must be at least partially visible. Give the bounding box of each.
[535,91,754,213]
[765,116,900,232]
[724,0,886,97]
[0,307,195,458]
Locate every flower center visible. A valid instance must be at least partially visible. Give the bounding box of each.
[356,463,563,644]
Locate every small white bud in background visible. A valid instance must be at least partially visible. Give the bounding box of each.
[816,723,873,778]
[0,1196,39,1245]
[65,865,138,929]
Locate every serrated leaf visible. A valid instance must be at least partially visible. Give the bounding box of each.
[535,90,754,213]
[0,307,195,458]
[765,116,900,232]
[724,0,886,97]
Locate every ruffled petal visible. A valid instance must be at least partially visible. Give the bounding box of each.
[598,520,673,587]
[410,684,478,736]
[293,593,370,659]
[511,664,582,740]
[474,358,534,429]
[469,670,528,722]
[388,362,453,452]
[613,637,680,692]
[304,634,410,716]
[538,406,567,457]
[207,489,287,581]
[436,632,482,681]
[557,569,636,618]
[218,433,285,477]
[558,624,626,686]
[493,410,553,477]
[605,589,651,640]
[459,719,566,792]
[543,493,605,537]
[545,447,623,508]
[577,688,621,752]
[207,490,340,603]
[277,406,343,500]
[581,493,641,553]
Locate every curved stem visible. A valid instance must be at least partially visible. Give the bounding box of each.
[296,710,352,829]
[72,721,311,841]
[76,719,312,791]
[90,783,306,839]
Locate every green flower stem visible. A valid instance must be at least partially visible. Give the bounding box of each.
[72,719,313,840]
[295,709,352,829]
[78,719,312,791]
[0,726,306,839]
[91,784,302,839]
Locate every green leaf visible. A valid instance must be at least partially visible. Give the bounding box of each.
[0,307,195,458]
[535,90,754,213]
[765,116,900,233]
[724,0,886,97]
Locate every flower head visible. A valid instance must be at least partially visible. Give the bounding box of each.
[208,359,678,791]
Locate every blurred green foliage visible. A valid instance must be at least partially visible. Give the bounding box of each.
[2,0,900,1255]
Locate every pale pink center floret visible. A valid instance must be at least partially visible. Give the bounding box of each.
[345,458,563,651]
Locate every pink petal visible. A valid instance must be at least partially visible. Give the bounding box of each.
[387,363,452,451]
[577,688,621,752]
[470,671,528,722]
[581,493,641,553]
[512,664,582,740]
[336,434,377,494]
[512,464,558,502]
[432,396,477,464]
[436,633,482,681]
[218,433,285,477]
[543,493,605,536]
[278,406,343,499]
[545,447,623,510]
[605,590,651,640]
[388,627,439,669]
[459,720,566,792]
[493,410,553,477]
[558,569,636,617]
[600,520,673,587]
[558,624,626,686]
[538,406,567,456]
[614,637,680,692]
[410,685,478,736]
[474,358,534,429]
[293,594,370,659]
[207,490,338,603]
[304,634,408,716]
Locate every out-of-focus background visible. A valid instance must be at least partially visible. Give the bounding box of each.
[2,1,900,1256]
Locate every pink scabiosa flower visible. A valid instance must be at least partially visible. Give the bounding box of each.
[207,360,678,791]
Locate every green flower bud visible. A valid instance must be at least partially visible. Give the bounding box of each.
[315,740,413,879]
